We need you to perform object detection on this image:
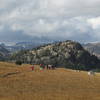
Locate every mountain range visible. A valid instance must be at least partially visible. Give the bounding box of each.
[11,40,100,70]
[83,42,100,59]
[4,41,100,60]
[0,40,100,71]
[2,39,55,52]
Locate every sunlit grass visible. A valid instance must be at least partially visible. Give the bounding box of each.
[0,62,100,100]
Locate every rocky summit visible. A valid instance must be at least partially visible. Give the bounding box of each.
[11,40,100,70]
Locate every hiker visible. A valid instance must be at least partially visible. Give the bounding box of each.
[48,65,52,70]
[31,65,34,71]
[52,65,56,70]
[40,64,44,69]
[46,65,49,70]
[40,67,43,72]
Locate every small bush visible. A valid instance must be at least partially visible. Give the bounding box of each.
[15,60,22,65]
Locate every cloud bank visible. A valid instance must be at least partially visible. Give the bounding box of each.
[0,0,100,42]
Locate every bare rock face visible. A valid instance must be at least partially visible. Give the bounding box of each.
[11,40,100,70]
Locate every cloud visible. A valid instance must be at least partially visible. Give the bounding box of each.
[0,0,100,42]
[87,17,100,29]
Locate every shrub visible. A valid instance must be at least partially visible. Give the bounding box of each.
[15,60,22,65]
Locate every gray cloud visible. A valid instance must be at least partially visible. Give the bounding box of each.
[0,0,100,43]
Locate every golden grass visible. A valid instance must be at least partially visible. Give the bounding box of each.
[0,62,100,100]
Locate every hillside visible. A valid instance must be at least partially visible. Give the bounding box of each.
[11,40,100,70]
[0,44,10,61]
[0,62,100,100]
[83,42,100,59]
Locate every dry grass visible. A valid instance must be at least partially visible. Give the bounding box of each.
[0,62,100,100]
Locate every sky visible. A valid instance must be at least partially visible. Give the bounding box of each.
[0,0,100,43]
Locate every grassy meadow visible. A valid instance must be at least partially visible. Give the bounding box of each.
[0,62,100,100]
